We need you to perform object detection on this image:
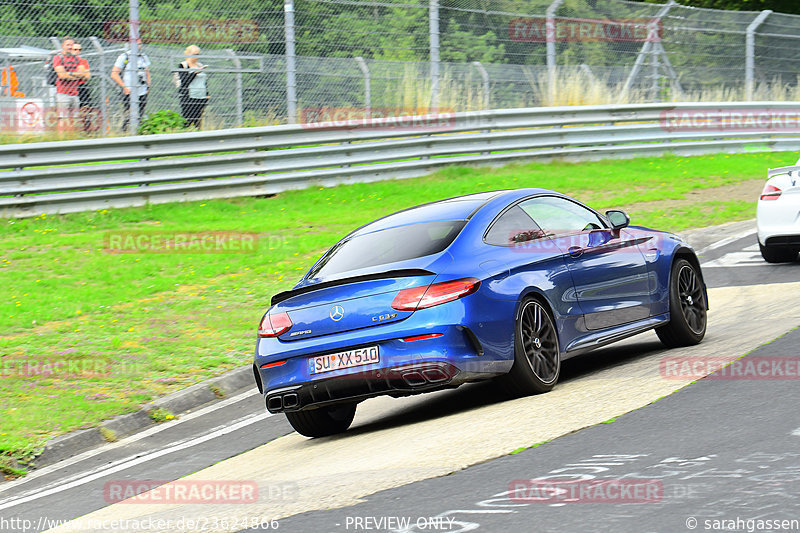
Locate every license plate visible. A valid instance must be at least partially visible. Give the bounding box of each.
[308,346,380,375]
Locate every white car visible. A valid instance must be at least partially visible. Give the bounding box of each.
[757,159,800,263]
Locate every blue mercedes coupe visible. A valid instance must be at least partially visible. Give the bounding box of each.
[253,189,707,437]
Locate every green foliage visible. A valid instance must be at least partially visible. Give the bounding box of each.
[99,427,117,442]
[242,110,281,128]
[149,408,175,423]
[648,0,800,14]
[0,1,127,38]
[440,19,505,64]
[0,456,27,478]
[137,110,186,135]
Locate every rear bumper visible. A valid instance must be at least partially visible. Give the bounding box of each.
[263,361,462,413]
[762,234,800,249]
[254,296,517,411]
[757,199,800,246]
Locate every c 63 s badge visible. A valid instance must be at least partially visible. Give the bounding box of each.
[372,313,397,322]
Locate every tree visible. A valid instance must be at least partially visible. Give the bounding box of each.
[646,0,800,14]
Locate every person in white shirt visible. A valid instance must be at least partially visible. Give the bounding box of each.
[110,38,151,130]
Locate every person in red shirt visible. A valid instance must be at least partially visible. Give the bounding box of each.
[52,37,88,131]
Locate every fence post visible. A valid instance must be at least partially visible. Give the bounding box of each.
[546,0,563,104]
[284,0,298,124]
[620,0,675,102]
[472,61,489,110]
[746,10,771,101]
[650,43,660,101]
[89,37,108,134]
[225,49,244,126]
[354,57,370,117]
[128,0,140,134]
[429,0,440,111]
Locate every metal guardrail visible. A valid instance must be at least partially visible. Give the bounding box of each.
[2,102,799,218]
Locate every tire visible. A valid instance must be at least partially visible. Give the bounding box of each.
[285,403,357,438]
[759,243,798,263]
[499,297,561,396]
[656,258,707,348]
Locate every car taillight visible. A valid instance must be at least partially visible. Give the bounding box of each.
[258,312,292,337]
[391,278,480,311]
[402,333,444,342]
[760,184,782,201]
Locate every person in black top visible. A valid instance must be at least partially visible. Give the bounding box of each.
[175,45,209,128]
[71,42,96,132]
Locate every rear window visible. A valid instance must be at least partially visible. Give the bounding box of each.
[307,220,466,279]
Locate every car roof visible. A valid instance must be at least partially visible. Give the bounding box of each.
[346,188,563,239]
[348,191,507,237]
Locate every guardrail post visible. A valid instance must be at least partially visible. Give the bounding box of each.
[429,0,440,111]
[546,0,563,104]
[89,37,108,135]
[46,37,60,110]
[128,0,140,134]
[746,10,771,101]
[355,57,371,117]
[284,0,298,124]
[472,61,489,110]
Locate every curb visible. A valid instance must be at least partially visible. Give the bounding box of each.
[33,364,255,469]
[679,218,756,255]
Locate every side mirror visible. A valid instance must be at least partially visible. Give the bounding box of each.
[605,209,630,230]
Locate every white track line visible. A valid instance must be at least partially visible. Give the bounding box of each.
[0,410,271,511]
[0,388,262,497]
[698,229,757,256]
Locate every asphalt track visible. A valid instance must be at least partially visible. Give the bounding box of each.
[1,220,798,533]
[274,327,800,533]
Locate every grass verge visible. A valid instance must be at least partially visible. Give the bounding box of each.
[0,151,786,474]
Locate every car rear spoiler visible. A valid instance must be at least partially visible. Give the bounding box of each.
[767,165,800,183]
[270,268,435,306]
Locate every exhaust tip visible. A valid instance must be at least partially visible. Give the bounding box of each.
[422,368,450,383]
[402,371,427,387]
[283,393,299,409]
[266,395,283,412]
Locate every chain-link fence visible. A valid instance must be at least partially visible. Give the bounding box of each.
[1,0,800,136]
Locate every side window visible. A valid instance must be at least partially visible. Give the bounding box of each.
[485,206,545,246]
[519,196,605,235]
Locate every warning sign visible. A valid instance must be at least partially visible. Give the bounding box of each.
[19,101,42,130]
[1,99,46,133]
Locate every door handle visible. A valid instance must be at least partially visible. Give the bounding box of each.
[568,246,583,258]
